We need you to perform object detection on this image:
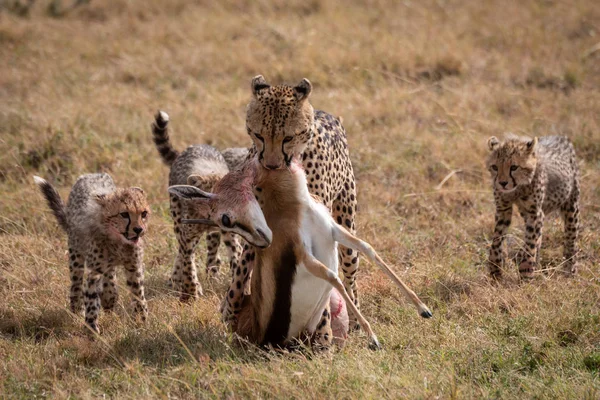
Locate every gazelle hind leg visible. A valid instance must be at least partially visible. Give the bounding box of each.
[332,223,432,318]
[303,255,380,350]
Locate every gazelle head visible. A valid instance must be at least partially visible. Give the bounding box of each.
[168,161,272,248]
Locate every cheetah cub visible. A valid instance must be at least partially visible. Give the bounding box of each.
[486,135,580,279]
[152,111,249,300]
[34,173,150,333]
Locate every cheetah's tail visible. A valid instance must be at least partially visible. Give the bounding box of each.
[152,110,179,166]
[33,176,68,232]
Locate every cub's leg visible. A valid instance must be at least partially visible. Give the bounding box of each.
[84,242,108,333]
[205,230,222,277]
[124,245,148,321]
[68,237,85,314]
[100,266,118,311]
[488,203,513,278]
[170,193,203,300]
[519,208,544,279]
[561,180,580,275]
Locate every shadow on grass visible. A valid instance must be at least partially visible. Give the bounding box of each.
[0,307,75,341]
[111,321,270,368]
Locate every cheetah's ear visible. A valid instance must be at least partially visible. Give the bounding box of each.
[187,174,221,190]
[293,78,312,102]
[487,136,500,151]
[251,75,270,97]
[94,193,109,206]
[526,137,538,153]
[168,185,214,201]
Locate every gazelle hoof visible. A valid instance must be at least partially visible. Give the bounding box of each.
[368,336,381,350]
[420,309,433,318]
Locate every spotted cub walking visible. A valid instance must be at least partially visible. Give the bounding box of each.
[152,111,248,300]
[34,174,150,333]
[486,135,580,278]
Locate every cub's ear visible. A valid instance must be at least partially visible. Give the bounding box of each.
[187,174,222,190]
[251,75,270,97]
[130,187,145,194]
[526,137,538,153]
[168,185,214,200]
[487,136,500,151]
[293,78,312,101]
[94,193,109,206]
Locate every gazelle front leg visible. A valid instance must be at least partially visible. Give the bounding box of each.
[302,254,380,350]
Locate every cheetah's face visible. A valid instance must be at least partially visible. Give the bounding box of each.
[96,187,150,246]
[487,136,538,193]
[246,75,314,170]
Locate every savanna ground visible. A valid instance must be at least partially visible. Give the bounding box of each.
[1,0,599,398]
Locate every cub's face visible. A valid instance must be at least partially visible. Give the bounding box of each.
[96,187,150,246]
[246,75,314,170]
[486,136,538,193]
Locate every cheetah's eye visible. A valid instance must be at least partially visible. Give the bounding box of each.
[221,214,232,228]
[510,165,518,172]
[141,211,148,218]
[254,133,264,141]
[283,136,294,143]
[120,212,129,219]
[491,165,498,172]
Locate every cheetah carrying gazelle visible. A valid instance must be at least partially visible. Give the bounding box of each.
[486,135,580,279]
[34,174,150,333]
[169,157,432,349]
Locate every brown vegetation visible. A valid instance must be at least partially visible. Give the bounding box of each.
[1,0,599,397]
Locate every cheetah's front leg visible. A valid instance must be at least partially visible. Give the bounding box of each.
[124,246,148,321]
[221,244,253,326]
[84,243,108,333]
[561,182,580,275]
[100,266,118,311]
[488,205,513,278]
[519,209,544,279]
[332,179,360,330]
[312,303,333,350]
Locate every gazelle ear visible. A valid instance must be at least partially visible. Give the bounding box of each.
[526,137,538,153]
[251,75,270,97]
[168,185,214,200]
[293,78,312,101]
[487,136,500,151]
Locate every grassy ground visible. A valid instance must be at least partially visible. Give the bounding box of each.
[1,0,599,398]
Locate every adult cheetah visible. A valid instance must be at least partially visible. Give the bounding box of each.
[486,134,580,279]
[222,75,362,328]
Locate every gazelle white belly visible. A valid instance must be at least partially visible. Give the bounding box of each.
[286,204,340,340]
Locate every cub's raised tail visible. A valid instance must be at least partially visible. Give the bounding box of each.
[33,176,68,232]
[152,110,179,166]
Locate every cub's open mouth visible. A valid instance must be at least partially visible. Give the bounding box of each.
[123,233,141,244]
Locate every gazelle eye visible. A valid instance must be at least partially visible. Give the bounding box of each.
[141,211,148,218]
[120,212,129,218]
[491,165,498,171]
[510,165,518,171]
[221,214,232,228]
[283,136,293,143]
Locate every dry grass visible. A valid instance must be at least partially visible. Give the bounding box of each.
[1,0,600,398]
